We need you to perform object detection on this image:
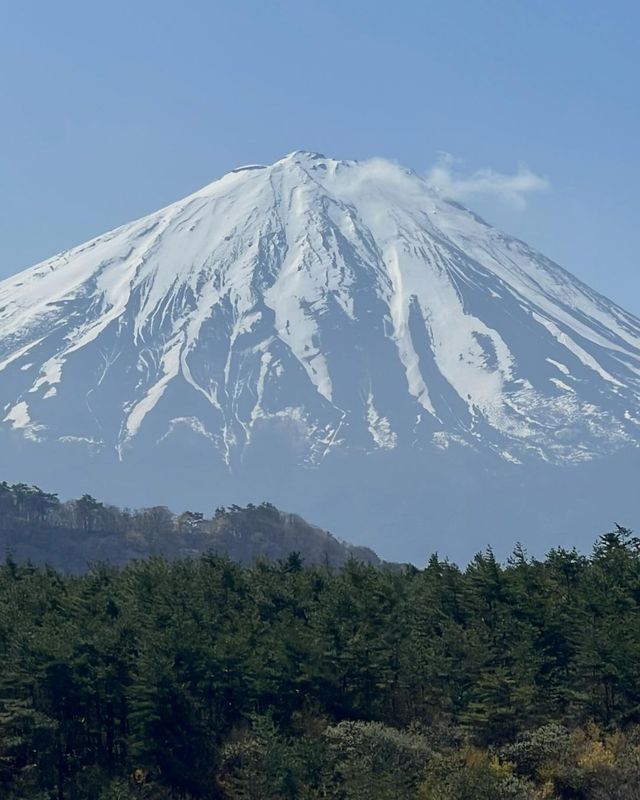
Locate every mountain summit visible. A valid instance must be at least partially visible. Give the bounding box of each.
[1,152,639,560]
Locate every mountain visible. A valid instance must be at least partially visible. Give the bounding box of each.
[1,151,639,562]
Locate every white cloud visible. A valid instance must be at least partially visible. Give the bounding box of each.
[426,153,549,209]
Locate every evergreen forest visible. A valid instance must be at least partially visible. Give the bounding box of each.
[1,481,640,798]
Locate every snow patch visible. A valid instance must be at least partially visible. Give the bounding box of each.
[159,416,216,444]
[546,358,571,376]
[366,392,398,450]
[3,401,44,441]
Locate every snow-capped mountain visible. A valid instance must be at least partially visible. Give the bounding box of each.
[1,151,640,561]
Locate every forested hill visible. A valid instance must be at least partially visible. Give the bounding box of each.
[0,481,381,571]
[2,527,640,799]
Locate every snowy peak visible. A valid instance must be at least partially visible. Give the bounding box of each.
[1,153,640,469]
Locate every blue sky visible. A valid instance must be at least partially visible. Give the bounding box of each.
[1,0,638,312]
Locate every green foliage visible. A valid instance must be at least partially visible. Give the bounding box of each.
[325,720,430,798]
[1,506,640,798]
[418,748,532,800]
[220,714,336,799]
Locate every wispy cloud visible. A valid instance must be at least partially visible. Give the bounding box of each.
[426,153,549,209]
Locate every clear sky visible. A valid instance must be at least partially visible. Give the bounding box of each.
[1,0,638,312]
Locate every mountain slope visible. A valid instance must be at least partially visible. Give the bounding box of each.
[1,152,639,560]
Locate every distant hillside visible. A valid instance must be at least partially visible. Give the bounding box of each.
[0,481,381,571]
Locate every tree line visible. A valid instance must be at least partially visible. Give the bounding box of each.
[1,519,640,798]
[0,479,262,534]
[0,480,379,570]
